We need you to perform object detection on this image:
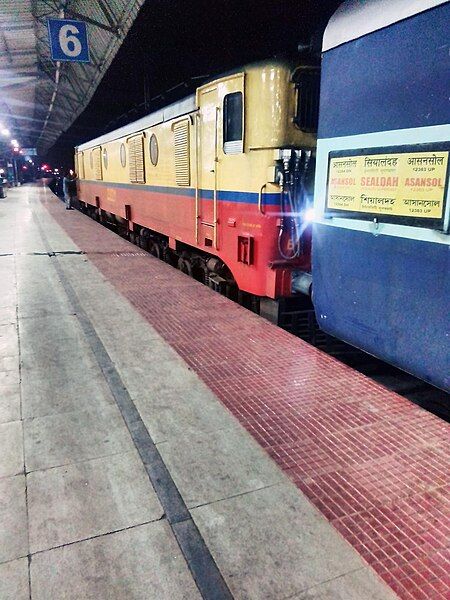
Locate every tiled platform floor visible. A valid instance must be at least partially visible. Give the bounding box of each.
[37,185,449,598]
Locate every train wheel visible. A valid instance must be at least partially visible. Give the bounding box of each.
[149,241,161,259]
[177,257,193,277]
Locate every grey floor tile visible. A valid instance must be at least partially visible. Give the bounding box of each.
[0,421,24,478]
[158,425,285,508]
[291,567,396,599]
[0,369,19,387]
[18,300,73,319]
[0,558,29,600]
[0,324,18,358]
[0,475,28,563]
[0,292,17,309]
[0,385,21,424]
[0,355,18,372]
[18,314,83,351]
[123,358,213,400]
[191,483,368,599]
[134,380,233,443]
[28,451,163,552]
[21,345,115,419]
[99,330,179,365]
[0,307,17,326]
[30,521,201,600]
[24,405,134,472]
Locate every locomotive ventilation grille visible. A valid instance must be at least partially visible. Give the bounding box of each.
[128,134,145,184]
[173,120,190,186]
[93,147,102,180]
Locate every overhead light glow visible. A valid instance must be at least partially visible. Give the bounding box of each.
[10,139,18,146]
[1,128,10,136]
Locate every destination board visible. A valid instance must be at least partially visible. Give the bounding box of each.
[326,147,449,225]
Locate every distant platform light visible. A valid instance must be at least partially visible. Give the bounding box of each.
[1,128,10,136]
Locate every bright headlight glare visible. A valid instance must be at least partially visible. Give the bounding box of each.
[303,208,315,223]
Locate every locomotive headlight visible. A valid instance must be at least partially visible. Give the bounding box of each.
[302,207,315,223]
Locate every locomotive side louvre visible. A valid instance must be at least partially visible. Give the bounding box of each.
[92,147,102,181]
[75,60,317,300]
[127,134,146,184]
[173,120,190,187]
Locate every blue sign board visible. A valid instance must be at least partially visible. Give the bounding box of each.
[47,19,90,63]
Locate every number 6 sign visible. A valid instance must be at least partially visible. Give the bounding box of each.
[47,19,90,63]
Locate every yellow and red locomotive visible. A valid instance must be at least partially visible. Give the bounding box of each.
[75,60,319,316]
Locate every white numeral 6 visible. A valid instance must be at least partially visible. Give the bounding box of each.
[59,24,82,57]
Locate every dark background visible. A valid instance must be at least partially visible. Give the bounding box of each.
[44,0,342,167]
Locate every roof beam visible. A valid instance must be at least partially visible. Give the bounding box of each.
[97,0,118,29]
[0,49,36,59]
[64,9,121,36]
[0,23,12,65]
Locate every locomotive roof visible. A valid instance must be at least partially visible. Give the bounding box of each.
[76,58,294,152]
[323,0,447,52]
[76,95,196,151]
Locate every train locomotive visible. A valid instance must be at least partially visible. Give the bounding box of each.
[75,0,449,392]
[76,60,318,308]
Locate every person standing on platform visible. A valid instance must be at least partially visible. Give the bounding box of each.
[63,169,77,210]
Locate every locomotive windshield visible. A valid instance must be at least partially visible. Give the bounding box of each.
[223,91,243,153]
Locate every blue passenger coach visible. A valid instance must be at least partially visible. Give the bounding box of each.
[313,1,450,390]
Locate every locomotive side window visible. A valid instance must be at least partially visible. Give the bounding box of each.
[223,92,243,154]
[120,143,127,168]
[293,67,320,133]
[149,134,159,166]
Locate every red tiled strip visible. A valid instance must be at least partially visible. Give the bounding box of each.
[42,193,450,600]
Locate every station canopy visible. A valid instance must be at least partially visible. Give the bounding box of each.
[0,0,145,154]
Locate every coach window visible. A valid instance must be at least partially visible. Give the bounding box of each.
[103,148,108,169]
[223,92,243,154]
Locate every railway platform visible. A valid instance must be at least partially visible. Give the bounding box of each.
[0,182,448,600]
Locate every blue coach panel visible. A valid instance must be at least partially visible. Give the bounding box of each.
[313,1,450,391]
[319,4,450,138]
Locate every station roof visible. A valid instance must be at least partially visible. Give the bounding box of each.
[0,0,145,154]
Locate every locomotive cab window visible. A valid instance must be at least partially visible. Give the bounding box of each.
[293,67,320,134]
[223,92,243,154]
